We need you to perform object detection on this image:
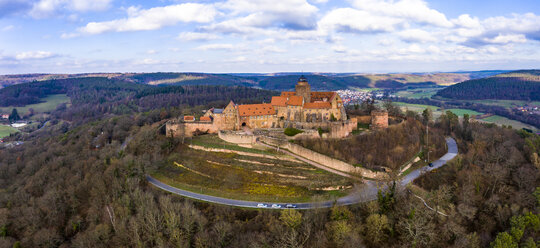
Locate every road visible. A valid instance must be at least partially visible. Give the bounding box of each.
[147,137,458,209]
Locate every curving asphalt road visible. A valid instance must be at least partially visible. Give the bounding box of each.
[147,137,458,209]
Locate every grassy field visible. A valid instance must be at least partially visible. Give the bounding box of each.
[391,102,483,118]
[480,115,539,132]
[0,125,19,139]
[395,88,440,99]
[153,135,354,202]
[444,109,483,117]
[0,94,70,116]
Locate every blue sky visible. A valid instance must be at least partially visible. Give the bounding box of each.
[0,0,539,74]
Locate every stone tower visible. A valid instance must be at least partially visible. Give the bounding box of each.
[295,75,311,103]
[371,110,389,129]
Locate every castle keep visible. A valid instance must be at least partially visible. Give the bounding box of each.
[167,76,355,137]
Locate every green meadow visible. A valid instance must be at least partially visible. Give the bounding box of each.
[0,94,70,116]
[0,125,19,139]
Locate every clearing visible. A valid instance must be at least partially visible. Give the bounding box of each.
[0,94,70,116]
[479,115,539,132]
[0,125,19,139]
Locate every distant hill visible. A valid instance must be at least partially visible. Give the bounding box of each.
[121,73,259,87]
[0,70,520,91]
[257,74,370,90]
[435,70,540,101]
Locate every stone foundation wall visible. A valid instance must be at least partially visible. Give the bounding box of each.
[257,135,387,179]
[218,130,257,144]
[283,142,387,179]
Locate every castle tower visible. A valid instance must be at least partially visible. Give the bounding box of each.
[371,110,389,129]
[295,75,311,103]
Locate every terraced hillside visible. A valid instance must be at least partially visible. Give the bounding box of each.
[152,134,354,202]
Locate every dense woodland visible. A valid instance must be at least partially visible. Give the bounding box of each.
[296,119,446,171]
[435,76,540,101]
[0,78,538,247]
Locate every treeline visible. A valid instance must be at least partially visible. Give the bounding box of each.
[296,120,446,171]
[0,77,276,124]
[435,76,540,101]
[258,74,371,90]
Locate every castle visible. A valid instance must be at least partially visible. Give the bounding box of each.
[167,76,357,137]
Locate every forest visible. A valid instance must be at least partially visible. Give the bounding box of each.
[0,79,538,247]
[435,76,540,101]
[295,119,446,171]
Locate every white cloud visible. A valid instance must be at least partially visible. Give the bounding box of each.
[398,29,437,42]
[206,0,318,34]
[332,45,347,53]
[453,14,481,29]
[483,34,527,44]
[178,32,220,41]
[351,0,453,28]
[196,43,236,51]
[29,0,113,18]
[146,49,157,55]
[262,45,286,53]
[319,8,403,33]
[77,3,217,35]
[15,51,56,60]
[455,13,540,47]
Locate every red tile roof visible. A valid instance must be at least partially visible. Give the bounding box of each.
[311,92,336,102]
[184,116,195,121]
[281,91,295,97]
[286,95,303,106]
[238,103,276,117]
[303,102,332,109]
[271,96,287,106]
[200,116,212,122]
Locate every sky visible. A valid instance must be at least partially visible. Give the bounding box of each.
[0,0,539,74]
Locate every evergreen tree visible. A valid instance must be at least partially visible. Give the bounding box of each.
[9,108,20,122]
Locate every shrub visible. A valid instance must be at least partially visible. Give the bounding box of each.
[284,127,304,136]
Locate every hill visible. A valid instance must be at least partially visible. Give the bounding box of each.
[1,71,507,91]
[434,70,540,101]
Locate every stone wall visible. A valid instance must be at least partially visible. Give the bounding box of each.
[166,121,219,137]
[218,130,257,144]
[257,135,387,179]
[354,115,372,124]
[328,118,357,138]
[283,142,387,179]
